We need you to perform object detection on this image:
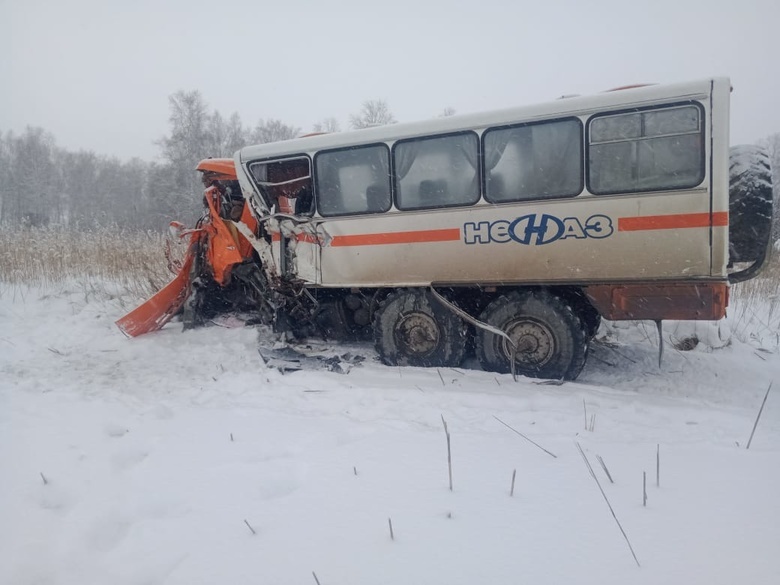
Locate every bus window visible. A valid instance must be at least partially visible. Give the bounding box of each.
[483,118,582,203]
[394,132,479,210]
[248,156,312,214]
[588,104,704,194]
[315,144,392,217]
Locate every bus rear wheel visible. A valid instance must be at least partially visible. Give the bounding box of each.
[374,289,467,368]
[476,291,587,380]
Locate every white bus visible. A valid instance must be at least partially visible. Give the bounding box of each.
[228,77,773,380]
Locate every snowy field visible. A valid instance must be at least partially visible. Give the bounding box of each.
[1,283,779,585]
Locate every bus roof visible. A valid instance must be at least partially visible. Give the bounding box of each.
[238,77,727,163]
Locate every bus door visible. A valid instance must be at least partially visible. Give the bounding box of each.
[245,155,320,284]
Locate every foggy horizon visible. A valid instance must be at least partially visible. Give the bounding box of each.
[3,0,779,161]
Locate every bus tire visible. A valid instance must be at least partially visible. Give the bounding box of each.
[374,289,467,368]
[557,289,601,339]
[729,145,774,264]
[476,291,588,380]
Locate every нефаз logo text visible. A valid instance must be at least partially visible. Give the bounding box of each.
[463,214,614,245]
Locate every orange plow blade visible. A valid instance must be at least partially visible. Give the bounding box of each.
[116,240,198,337]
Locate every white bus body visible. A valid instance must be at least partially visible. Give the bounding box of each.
[226,78,772,379]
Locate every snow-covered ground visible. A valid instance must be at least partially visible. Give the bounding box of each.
[1,284,779,585]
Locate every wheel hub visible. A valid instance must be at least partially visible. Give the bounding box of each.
[503,319,554,367]
[394,312,440,356]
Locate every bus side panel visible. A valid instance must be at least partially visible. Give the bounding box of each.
[316,190,713,287]
[291,226,320,284]
[266,225,320,285]
[710,78,731,277]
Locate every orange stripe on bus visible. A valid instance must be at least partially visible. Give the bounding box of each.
[331,228,461,247]
[618,211,728,231]
[270,233,318,244]
[270,228,461,246]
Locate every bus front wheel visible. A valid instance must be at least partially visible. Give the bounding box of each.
[476,291,588,380]
[374,289,467,368]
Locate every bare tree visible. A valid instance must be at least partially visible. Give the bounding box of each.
[224,112,248,156]
[1,93,236,231]
[312,117,341,133]
[58,149,99,226]
[349,99,396,129]
[251,119,300,144]
[157,90,211,220]
[2,127,61,225]
[144,161,184,229]
[0,132,8,222]
[206,111,228,158]
[205,111,249,158]
[159,90,210,167]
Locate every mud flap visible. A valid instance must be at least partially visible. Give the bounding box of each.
[115,238,199,337]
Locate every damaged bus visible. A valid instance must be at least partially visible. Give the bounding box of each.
[119,77,774,380]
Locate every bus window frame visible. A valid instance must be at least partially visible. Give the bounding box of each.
[481,116,585,204]
[391,130,482,212]
[585,101,707,196]
[314,142,393,218]
[246,153,313,212]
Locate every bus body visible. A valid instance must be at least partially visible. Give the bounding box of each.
[220,77,771,380]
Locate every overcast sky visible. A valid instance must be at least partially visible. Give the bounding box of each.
[2,0,778,161]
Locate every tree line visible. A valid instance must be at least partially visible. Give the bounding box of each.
[0,93,401,231]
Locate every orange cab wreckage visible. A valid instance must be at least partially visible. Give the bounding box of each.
[116,159,264,337]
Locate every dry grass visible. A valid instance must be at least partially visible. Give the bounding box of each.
[729,250,780,347]
[0,225,179,302]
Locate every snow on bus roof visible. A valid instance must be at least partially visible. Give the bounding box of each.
[238,78,726,163]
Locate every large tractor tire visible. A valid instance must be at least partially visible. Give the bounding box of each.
[374,289,467,368]
[476,291,587,380]
[729,145,774,265]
